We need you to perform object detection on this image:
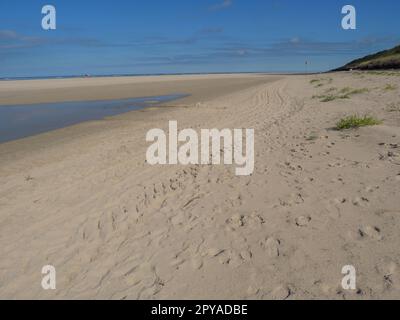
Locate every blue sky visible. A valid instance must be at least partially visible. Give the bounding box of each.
[0,0,399,77]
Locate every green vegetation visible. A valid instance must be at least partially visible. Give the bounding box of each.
[313,87,369,102]
[365,71,400,77]
[336,115,382,130]
[309,77,333,88]
[319,94,349,102]
[305,132,319,141]
[339,87,369,95]
[383,84,397,91]
[335,45,400,71]
[324,87,337,93]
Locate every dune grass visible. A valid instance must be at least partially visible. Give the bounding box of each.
[312,93,348,102]
[324,87,337,93]
[383,84,397,91]
[305,132,319,141]
[366,71,400,77]
[336,115,382,130]
[309,78,333,88]
[337,45,400,71]
[313,87,369,102]
[339,87,370,95]
[319,94,349,102]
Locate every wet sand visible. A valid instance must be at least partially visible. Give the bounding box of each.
[0,73,272,106]
[0,94,186,143]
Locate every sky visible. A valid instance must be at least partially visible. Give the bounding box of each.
[0,0,399,78]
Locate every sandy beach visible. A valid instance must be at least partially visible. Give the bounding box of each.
[0,72,400,299]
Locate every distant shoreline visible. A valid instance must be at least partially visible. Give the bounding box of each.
[0,94,187,144]
[0,71,322,82]
[0,73,281,106]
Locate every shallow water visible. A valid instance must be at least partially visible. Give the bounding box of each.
[0,94,186,143]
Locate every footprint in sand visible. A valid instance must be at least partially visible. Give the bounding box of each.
[333,198,347,205]
[206,248,225,258]
[229,253,245,267]
[359,226,383,241]
[376,257,398,276]
[170,212,186,226]
[352,197,370,207]
[191,257,203,270]
[218,253,231,265]
[278,193,305,207]
[246,286,260,296]
[318,281,342,296]
[260,237,281,258]
[376,258,400,289]
[248,212,266,228]
[239,250,253,261]
[365,185,380,193]
[226,214,245,230]
[227,212,265,230]
[123,263,156,289]
[272,285,292,300]
[262,285,291,300]
[295,215,311,227]
[170,257,185,269]
[215,249,251,267]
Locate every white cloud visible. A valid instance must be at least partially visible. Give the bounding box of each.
[209,0,233,12]
[0,30,18,40]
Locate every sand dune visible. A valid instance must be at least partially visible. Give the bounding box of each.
[0,72,399,299]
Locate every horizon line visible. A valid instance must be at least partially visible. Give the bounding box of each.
[0,70,329,81]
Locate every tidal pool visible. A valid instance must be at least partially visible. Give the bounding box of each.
[0,94,186,143]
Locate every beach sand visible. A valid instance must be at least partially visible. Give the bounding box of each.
[0,72,400,299]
